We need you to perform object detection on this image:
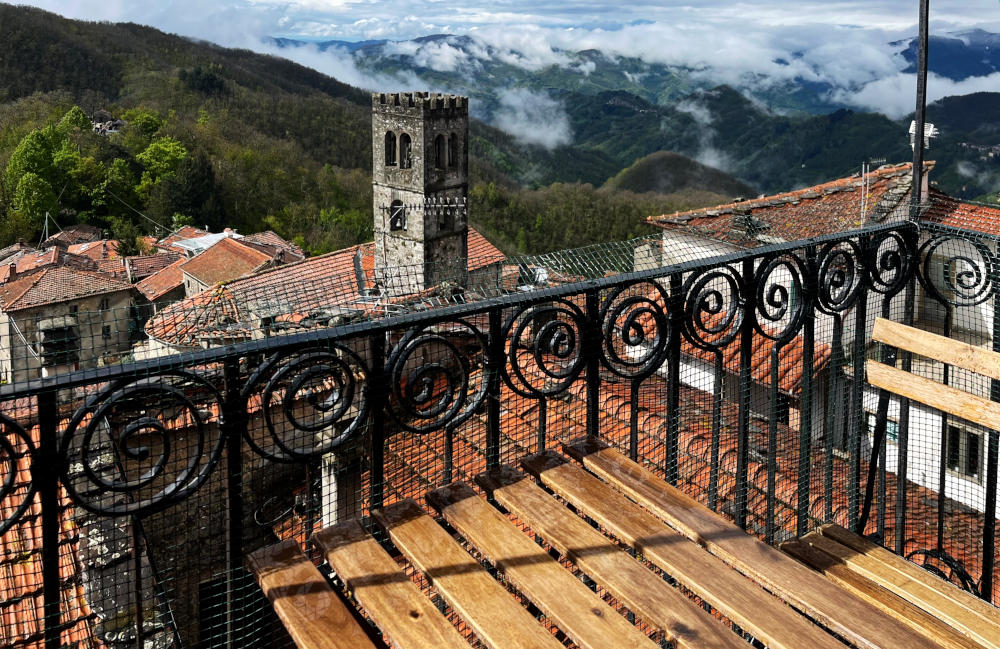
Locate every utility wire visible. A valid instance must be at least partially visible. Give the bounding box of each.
[105,187,170,235]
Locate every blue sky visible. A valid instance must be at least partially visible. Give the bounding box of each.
[18,1,1000,117]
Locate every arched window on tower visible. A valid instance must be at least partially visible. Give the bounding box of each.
[384,131,397,166]
[448,134,458,168]
[399,133,412,169]
[434,134,445,170]
[389,200,406,230]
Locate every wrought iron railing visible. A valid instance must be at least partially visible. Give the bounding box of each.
[0,219,997,649]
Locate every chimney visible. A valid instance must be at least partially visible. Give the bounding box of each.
[7,263,16,281]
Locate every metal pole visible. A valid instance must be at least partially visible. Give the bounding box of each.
[910,0,930,220]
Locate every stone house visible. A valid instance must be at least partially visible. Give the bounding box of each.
[0,266,137,382]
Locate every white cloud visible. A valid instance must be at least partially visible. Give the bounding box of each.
[493,88,572,149]
[834,72,1000,118]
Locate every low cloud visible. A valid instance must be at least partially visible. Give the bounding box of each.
[833,72,1000,118]
[674,98,734,172]
[493,88,572,149]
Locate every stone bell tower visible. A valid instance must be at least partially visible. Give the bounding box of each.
[372,92,469,296]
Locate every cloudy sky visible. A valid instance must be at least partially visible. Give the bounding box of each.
[18,1,1000,117]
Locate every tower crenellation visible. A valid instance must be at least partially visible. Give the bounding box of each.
[372,91,469,296]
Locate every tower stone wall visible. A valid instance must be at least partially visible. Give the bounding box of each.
[372,92,469,295]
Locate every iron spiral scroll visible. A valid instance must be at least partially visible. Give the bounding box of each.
[0,414,35,535]
[599,281,671,380]
[681,264,744,353]
[752,254,807,344]
[386,320,488,434]
[502,299,587,398]
[60,372,226,517]
[917,233,996,308]
[242,345,371,461]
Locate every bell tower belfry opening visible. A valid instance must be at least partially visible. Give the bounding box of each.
[372,92,469,296]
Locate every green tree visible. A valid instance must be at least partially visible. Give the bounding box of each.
[13,172,56,223]
[136,137,187,198]
[4,127,57,189]
[57,105,90,136]
[109,216,143,257]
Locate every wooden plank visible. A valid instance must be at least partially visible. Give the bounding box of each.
[425,482,661,649]
[563,437,943,649]
[872,318,1000,381]
[312,520,471,649]
[516,452,849,649]
[782,537,986,649]
[476,464,749,649]
[817,524,1000,647]
[866,360,1000,431]
[246,540,380,649]
[372,499,564,649]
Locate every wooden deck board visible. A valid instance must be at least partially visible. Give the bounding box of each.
[312,520,471,649]
[425,482,661,649]
[815,524,1000,649]
[246,540,380,649]
[563,437,943,649]
[476,464,749,649]
[372,499,565,649]
[782,537,986,649]
[517,451,850,649]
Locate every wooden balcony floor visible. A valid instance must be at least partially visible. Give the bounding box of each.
[249,438,999,649]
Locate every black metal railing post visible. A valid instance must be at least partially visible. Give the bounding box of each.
[665,273,683,485]
[35,390,61,649]
[735,258,754,530]
[797,245,817,536]
[848,237,869,530]
[369,333,387,511]
[585,289,602,440]
[485,308,503,469]
[222,358,246,648]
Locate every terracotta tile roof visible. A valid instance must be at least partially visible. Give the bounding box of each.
[467,228,505,265]
[0,422,100,648]
[67,240,119,261]
[0,248,97,284]
[0,242,33,265]
[41,224,103,248]
[0,266,133,312]
[125,253,182,281]
[94,258,126,277]
[179,238,273,288]
[648,163,923,246]
[241,230,305,261]
[157,226,210,248]
[146,228,504,347]
[135,258,187,302]
[922,189,1000,236]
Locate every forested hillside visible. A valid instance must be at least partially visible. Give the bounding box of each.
[0,5,738,255]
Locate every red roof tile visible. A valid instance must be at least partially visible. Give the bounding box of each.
[67,240,119,261]
[468,228,505,266]
[156,226,211,251]
[923,190,1000,236]
[179,238,273,287]
[41,224,102,248]
[0,248,97,283]
[125,252,182,281]
[135,258,187,302]
[0,266,133,311]
[648,163,924,246]
[146,228,503,347]
[241,230,305,261]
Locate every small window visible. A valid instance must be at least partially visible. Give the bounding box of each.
[448,134,458,167]
[946,423,982,482]
[102,325,112,339]
[69,304,79,314]
[434,134,445,170]
[389,200,406,231]
[399,133,412,169]
[99,298,110,311]
[865,411,899,442]
[384,131,397,166]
